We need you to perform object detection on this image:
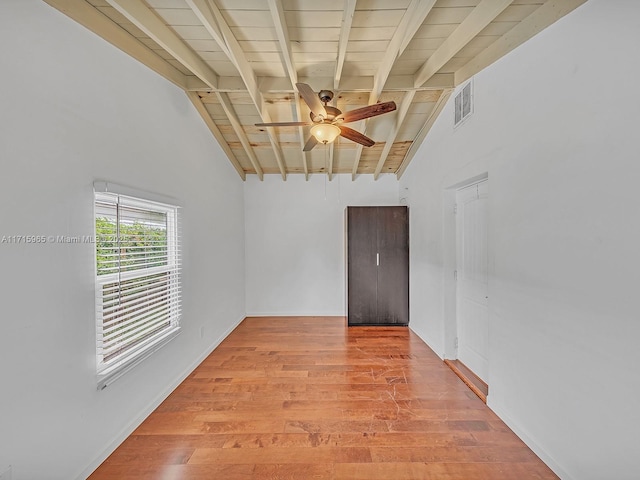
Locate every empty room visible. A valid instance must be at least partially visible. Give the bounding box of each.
[1,0,639,479]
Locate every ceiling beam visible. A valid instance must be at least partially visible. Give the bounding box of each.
[187,0,255,100]
[370,0,437,104]
[350,123,365,181]
[350,0,436,180]
[351,144,363,181]
[398,1,436,55]
[187,73,454,94]
[216,92,264,180]
[455,0,589,85]
[334,0,357,91]
[290,99,308,180]
[43,0,192,91]
[186,92,246,180]
[187,0,287,180]
[186,76,211,91]
[414,0,512,88]
[261,117,287,180]
[267,0,311,180]
[182,0,230,59]
[255,74,455,93]
[105,0,218,90]
[298,97,310,181]
[268,0,297,86]
[396,88,453,179]
[373,90,416,179]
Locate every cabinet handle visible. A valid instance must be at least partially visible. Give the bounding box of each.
[376,253,379,266]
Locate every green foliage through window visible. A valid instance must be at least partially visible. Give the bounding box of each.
[96,217,168,275]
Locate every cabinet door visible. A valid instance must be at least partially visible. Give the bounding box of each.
[347,207,378,325]
[376,207,409,325]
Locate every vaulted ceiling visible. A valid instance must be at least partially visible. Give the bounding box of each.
[45,0,586,181]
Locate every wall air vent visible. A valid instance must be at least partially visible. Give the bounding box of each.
[454,81,473,127]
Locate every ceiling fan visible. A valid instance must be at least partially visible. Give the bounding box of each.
[256,83,397,152]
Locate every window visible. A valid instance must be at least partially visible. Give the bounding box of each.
[94,187,181,388]
[454,81,473,126]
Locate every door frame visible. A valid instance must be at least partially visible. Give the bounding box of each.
[442,173,489,362]
[454,179,489,382]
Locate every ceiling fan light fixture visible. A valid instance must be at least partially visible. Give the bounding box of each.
[311,123,340,144]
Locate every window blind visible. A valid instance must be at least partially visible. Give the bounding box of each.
[94,191,181,385]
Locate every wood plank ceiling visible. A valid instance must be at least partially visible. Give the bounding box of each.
[45,0,587,181]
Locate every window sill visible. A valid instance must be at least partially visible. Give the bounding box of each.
[96,327,181,391]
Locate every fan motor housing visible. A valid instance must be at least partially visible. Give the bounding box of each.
[310,105,342,123]
[318,90,334,103]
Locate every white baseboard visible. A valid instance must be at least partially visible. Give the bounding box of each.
[74,314,245,480]
[487,401,572,480]
[409,327,569,478]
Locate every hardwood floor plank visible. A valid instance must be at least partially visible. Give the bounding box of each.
[368,445,541,463]
[188,446,373,464]
[219,432,479,449]
[283,419,391,434]
[253,463,335,479]
[88,317,558,479]
[335,462,558,480]
[89,463,255,480]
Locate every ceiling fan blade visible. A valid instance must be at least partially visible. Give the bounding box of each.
[296,83,327,119]
[338,101,397,124]
[255,121,311,127]
[339,126,375,147]
[303,135,318,152]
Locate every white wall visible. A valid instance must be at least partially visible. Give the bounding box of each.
[245,174,399,316]
[400,1,640,478]
[0,2,245,479]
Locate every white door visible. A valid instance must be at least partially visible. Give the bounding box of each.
[456,180,489,382]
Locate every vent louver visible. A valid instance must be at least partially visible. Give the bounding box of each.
[454,81,473,126]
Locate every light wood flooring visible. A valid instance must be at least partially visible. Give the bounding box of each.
[89,316,558,479]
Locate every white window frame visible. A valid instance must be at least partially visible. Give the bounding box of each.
[93,182,181,390]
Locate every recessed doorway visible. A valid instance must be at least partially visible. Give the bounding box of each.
[444,178,489,401]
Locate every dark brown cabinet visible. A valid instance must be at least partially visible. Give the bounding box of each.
[347,206,409,326]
